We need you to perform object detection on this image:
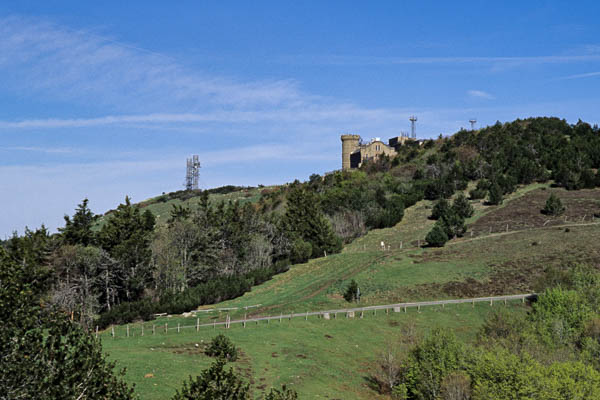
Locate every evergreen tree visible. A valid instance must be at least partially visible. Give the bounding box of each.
[99,196,155,302]
[452,193,474,219]
[172,359,250,400]
[344,279,359,302]
[542,193,565,216]
[430,198,450,220]
[282,186,341,259]
[0,248,135,400]
[426,223,449,247]
[60,198,98,246]
[487,183,503,205]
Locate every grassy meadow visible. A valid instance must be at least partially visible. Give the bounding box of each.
[102,184,600,398]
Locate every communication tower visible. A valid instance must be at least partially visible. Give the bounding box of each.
[469,119,477,130]
[185,155,201,190]
[409,116,418,139]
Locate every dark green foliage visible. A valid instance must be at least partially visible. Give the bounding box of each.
[426,223,448,247]
[440,211,466,238]
[542,193,565,216]
[99,196,155,302]
[344,279,359,302]
[282,186,342,259]
[171,359,250,400]
[205,334,238,361]
[487,182,503,205]
[0,248,135,400]
[264,385,298,400]
[451,193,474,219]
[430,199,450,220]
[97,262,289,328]
[60,198,98,246]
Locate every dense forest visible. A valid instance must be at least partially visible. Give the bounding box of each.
[3,117,600,398]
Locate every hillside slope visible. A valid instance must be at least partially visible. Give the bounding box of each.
[103,184,600,399]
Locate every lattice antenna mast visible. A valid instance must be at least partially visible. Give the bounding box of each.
[409,116,417,139]
[185,155,201,190]
[469,119,477,130]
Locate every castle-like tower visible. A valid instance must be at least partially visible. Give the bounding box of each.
[341,133,411,170]
[341,134,360,170]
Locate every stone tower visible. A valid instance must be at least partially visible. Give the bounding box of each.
[341,134,360,170]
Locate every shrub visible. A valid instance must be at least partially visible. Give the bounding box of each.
[469,188,486,200]
[264,385,298,400]
[542,193,565,216]
[205,334,238,361]
[426,223,449,247]
[452,193,474,219]
[487,182,503,205]
[344,279,359,302]
[430,199,450,220]
[172,359,249,400]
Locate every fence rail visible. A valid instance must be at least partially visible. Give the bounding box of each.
[105,293,535,338]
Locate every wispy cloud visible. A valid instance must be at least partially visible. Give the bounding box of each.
[467,90,495,100]
[558,71,600,80]
[0,16,306,111]
[276,54,600,67]
[0,146,75,154]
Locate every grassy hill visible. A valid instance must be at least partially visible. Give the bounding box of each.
[101,183,600,399]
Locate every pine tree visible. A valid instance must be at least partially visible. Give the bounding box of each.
[430,198,450,220]
[542,193,565,216]
[60,198,98,246]
[172,359,250,400]
[452,194,474,219]
[426,223,449,247]
[487,183,503,205]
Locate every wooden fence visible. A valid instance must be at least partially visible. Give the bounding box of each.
[103,293,535,338]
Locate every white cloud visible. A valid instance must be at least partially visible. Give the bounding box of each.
[559,71,600,80]
[467,90,495,100]
[0,16,305,111]
[276,54,600,67]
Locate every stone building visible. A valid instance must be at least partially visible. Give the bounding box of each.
[341,134,412,170]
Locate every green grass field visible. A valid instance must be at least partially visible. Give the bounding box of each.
[103,302,528,400]
[102,184,600,398]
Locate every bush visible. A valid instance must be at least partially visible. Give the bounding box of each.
[344,279,359,302]
[469,188,486,200]
[205,334,238,361]
[430,199,450,220]
[172,359,249,400]
[452,193,474,219]
[487,182,503,205]
[426,223,449,247]
[542,193,565,216]
[264,385,298,400]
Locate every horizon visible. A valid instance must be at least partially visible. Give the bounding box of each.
[2,1,600,237]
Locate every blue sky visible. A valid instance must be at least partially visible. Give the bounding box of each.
[1,1,600,237]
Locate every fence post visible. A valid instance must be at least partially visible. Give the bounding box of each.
[472,299,475,308]
[153,324,155,335]
[506,224,509,232]
[126,324,129,337]
[111,326,115,338]
[504,299,507,306]
[400,241,403,249]
[417,305,421,313]
[305,311,308,321]
[141,324,144,336]
[196,318,199,332]
[165,323,168,334]
[177,323,180,333]
[404,306,407,313]
[95,326,98,339]
[490,299,493,306]
[279,314,282,323]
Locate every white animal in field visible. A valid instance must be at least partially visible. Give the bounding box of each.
[380,241,385,250]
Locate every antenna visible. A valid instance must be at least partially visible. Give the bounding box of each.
[185,155,201,190]
[409,116,417,139]
[469,119,477,130]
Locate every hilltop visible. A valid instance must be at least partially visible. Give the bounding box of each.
[5,116,600,399]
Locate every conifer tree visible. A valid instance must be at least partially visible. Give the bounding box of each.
[60,198,98,246]
[542,193,565,216]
